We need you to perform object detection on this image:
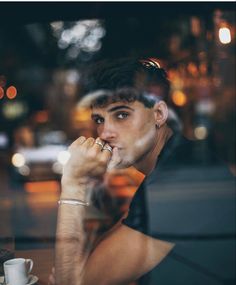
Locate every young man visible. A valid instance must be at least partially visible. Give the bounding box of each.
[53,58,235,285]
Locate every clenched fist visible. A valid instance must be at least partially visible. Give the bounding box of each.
[62,136,120,187]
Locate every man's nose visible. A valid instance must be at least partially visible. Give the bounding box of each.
[99,123,117,141]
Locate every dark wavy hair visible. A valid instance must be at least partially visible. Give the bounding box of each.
[83,57,170,108]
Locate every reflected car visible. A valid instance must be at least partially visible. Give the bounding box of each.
[11,144,70,181]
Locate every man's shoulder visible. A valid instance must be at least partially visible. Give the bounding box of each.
[158,133,232,170]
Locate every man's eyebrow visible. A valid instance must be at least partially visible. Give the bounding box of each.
[107,105,134,112]
[91,105,134,119]
[91,114,102,119]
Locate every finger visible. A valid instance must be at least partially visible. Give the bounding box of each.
[69,136,86,148]
[76,136,87,144]
[94,137,105,151]
[101,143,113,160]
[108,147,121,170]
[83,137,95,148]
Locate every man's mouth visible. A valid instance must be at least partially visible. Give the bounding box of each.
[114,147,123,152]
[109,144,121,149]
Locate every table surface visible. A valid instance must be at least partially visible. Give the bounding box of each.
[16,248,54,285]
[15,248,138,285]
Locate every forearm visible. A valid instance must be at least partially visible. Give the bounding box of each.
[55,181,91,285]
[54,136,113,285]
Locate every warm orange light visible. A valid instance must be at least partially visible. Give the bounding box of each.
[74,108,92,122]
[34,110,49,123]
[24,180,60,193]
[191,17,201,37]
[172,90,187,106]
[187,62,198,76]
[109,186,137,198]
[0,87,4,99]
[6,86,17,99]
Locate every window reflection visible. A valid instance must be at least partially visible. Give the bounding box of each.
[0,5,235,285]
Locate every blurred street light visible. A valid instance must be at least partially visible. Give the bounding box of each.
[2,101,28,120]
[6,86,17,100]
[171,90,187,107]
[0,87,4,99]
[12,153,26,168]
[219,27,231,44]
[51,20,106,60]
[194,125,208,140]
[57,150,70,165]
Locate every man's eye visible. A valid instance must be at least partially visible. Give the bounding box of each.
[94,117,104,124]
[116,112,129,119]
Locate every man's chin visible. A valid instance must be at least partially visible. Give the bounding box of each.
[108,162,122,170]
[113,163,127,170]
[108,160,132,170]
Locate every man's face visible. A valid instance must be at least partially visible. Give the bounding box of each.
[91,100,158,169]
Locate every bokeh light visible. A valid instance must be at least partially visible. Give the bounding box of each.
[0,87,4,99]
[34,111,49,123]
[194,126,208,140]
[12,153,26,168]
[51,20,106,59]
[2,101,28,120]
[6,86,17,99]
[219,27,231,44]
[171,90,187,106]
[57,150,70,165]
[18,165,30,176]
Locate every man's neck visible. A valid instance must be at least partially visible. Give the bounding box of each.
[135,125,173,175]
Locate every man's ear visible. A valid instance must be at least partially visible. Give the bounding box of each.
[153,100,168,128]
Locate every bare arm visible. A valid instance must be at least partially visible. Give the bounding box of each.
[56,203,173,285]
[55,136,174,285]
[55,182,90,285]
[55,136,116,284]
[82,224,174,285]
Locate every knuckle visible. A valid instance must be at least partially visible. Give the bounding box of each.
[70,136,86,148]
[78,136,86,141]
[84,137,95,147]
[87,137,95,142]
[99,157,108,166]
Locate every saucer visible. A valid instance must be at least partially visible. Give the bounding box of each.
[27,275,39,285]
[0,274,38,284]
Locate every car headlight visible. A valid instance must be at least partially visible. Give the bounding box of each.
[18,165,30,176]
[12,153,25,168]
[57,150,70,165]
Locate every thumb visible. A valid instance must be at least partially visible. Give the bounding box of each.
[107,147,121,170]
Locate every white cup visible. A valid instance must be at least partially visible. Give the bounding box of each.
[3,258,33,285]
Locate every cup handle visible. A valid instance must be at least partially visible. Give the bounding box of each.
[25,259,33,274]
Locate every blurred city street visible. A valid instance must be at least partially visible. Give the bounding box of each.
[0,152,58,250]
[0,2,235,284]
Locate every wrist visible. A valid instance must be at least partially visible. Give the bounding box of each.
[61,177,89,200]
[61,175,90,187]
[58,198,90,207]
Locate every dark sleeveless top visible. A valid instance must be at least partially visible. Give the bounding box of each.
[123,133,236,285]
